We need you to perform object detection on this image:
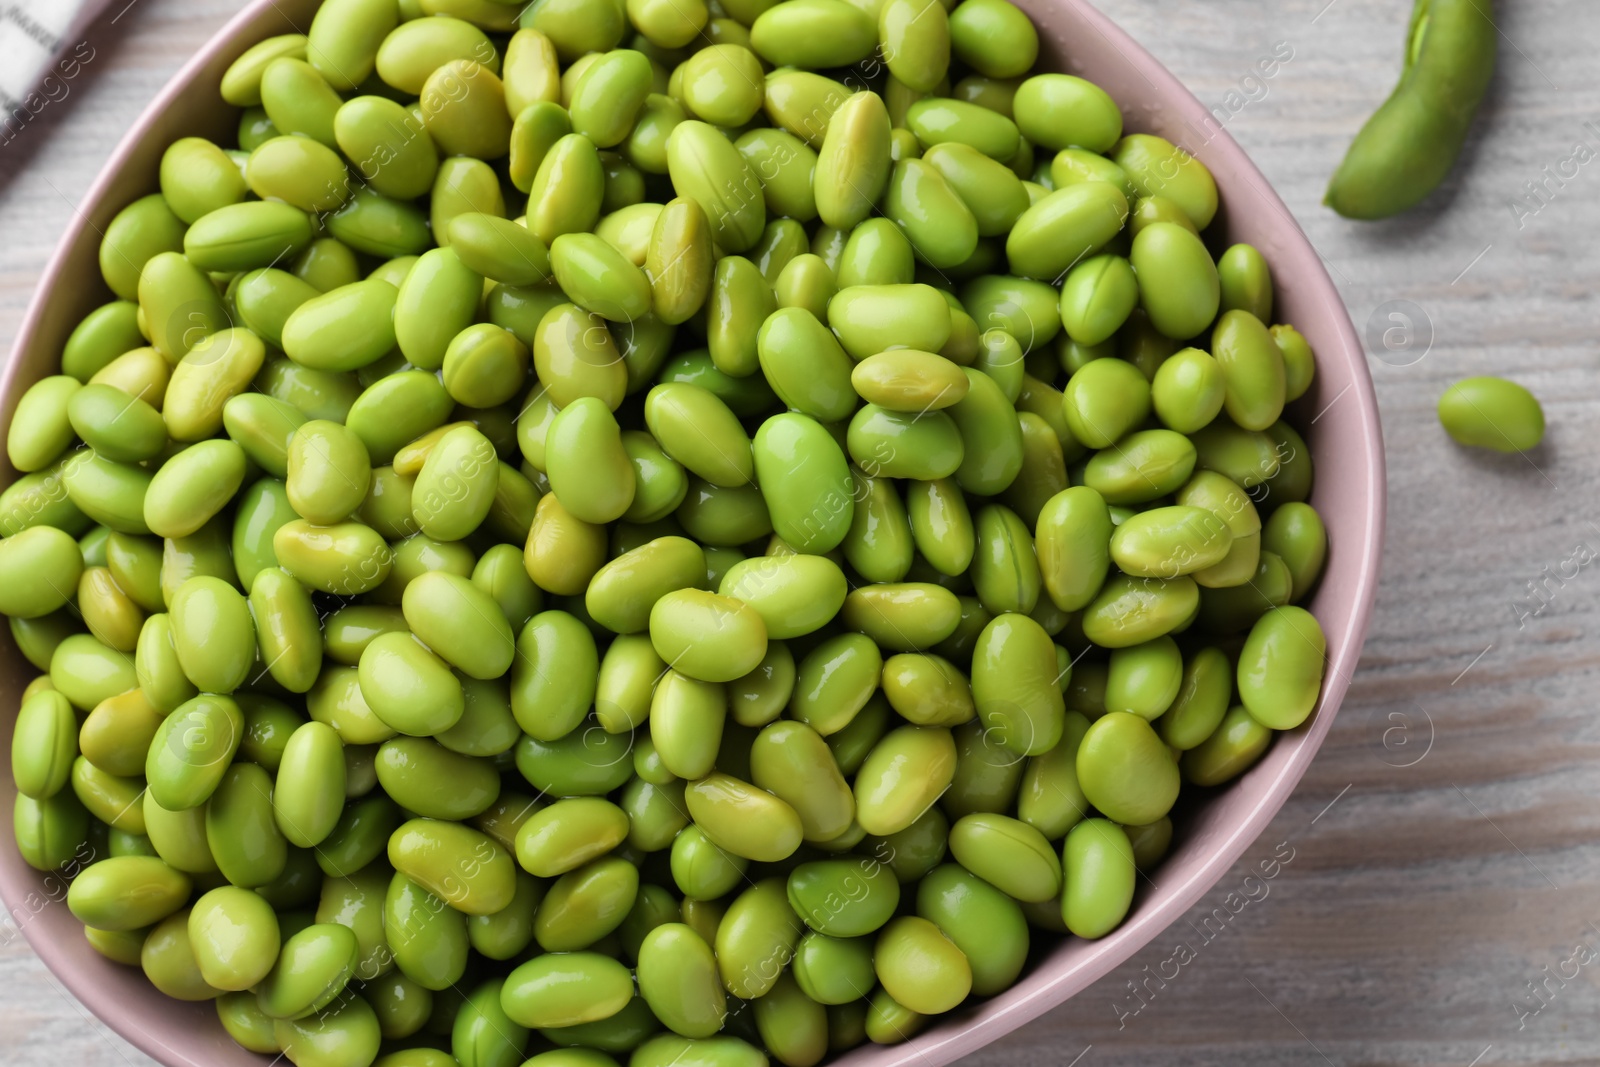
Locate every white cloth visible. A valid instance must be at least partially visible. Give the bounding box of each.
[0,0,116,131]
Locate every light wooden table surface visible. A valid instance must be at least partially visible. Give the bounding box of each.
[2,1,1596,1065]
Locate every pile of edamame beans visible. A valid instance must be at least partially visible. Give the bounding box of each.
[3,0,1334,1064]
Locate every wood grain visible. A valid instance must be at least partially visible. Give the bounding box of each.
[4,1,1599,1065]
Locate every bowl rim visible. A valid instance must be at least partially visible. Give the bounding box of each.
[0,1,1387,1064]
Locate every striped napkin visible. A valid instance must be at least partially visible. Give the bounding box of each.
[0,0,117,139]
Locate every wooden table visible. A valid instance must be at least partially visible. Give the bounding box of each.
[2,1,1595,1064]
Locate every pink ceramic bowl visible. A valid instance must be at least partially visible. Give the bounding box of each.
[0,1,1386,1064]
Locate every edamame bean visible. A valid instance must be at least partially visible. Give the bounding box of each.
[1438,376,1544,452]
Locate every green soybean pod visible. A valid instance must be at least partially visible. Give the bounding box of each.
[1437,376,1545,452]
[1325,0,1494,218]
[189,885,281,992]
[1060,818,1135,939]
[12,689,77,800]
[885,158,978,270]
[1236,605,1326,730]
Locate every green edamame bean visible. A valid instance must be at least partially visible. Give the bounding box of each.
[1262,502,1328,603]
[885,158,978,269]
[1236,605,1326,730]
[969,612,1063,756]
[1060,818,1134,938]
[1012,73,1121,152]
[1105,635,1185,720]
[1325,0,1494,218]
[68,855,192,931]
[874,915,971,1015]
[787,855,901,937]
[646,677,720,778]
[1112,134,1218,230]
[685,774,804,864]
[99,195,186,302]
[971,504,1040,616]
[1437,376,1544,452]
[1269,323,1316,403]
[1182,704,1273,786]
[636,923,727,1038]
[257,923,359,1018]
[948,812,1060,902]
[815,91,892,232]
[1209,309,1286,431]
[1059,254,1137,346]
[376,737,499,819]
[749,0,875,69]
[12,688,76,799]
[534,855,639,950]
[854,725,957,836]
[1075,711,1179,824]
[1006,181,1127,282]
[1081,574,1199,649]
[1156,646,1232,750]
[189,885,281,991]
[916,862,1028,995]
[1129,221,1219,341]
[1217,243,1273,323]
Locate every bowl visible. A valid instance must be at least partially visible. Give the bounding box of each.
[0,0,1387,1064]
